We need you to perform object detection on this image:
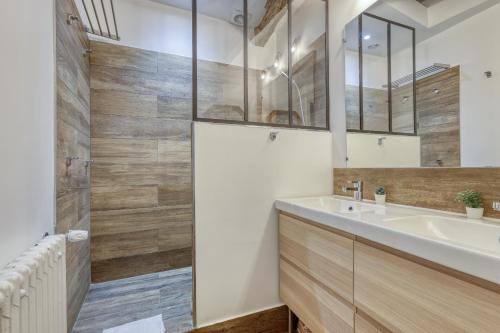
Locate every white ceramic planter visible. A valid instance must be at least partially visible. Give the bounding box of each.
[375,194,386,205]
[466,207,484,219]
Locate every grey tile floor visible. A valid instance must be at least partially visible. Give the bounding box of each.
[72,267,193,333]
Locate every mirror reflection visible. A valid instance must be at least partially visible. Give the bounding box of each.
[344,0,500,168]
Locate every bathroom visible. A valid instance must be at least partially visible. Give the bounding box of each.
[0,0,499,332]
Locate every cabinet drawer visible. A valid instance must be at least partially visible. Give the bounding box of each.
[280,258,354,333]
[355,313,388,333]
[279,213,354,302]
[354,241,500,332]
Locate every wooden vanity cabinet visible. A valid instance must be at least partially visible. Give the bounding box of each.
[278,212,500,333]
[354,241,500,333]
[279,213,354,302]
[279,213,355,333]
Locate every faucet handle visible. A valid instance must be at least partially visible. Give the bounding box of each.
[349,180,362,188]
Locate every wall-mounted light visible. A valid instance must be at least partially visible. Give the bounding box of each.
[291,37,300,54]
[260,70,267,81]
[363,34,371,40]
[433,88,440,94]
[402,96,409,104]
[273,53,281,70]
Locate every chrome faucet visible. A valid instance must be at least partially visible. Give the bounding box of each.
[342,180,363,201]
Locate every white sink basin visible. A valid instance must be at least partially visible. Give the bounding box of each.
[284,197,376,214]
[383,215,500,255]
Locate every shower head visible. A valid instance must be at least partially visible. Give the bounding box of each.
[230,9,252,26]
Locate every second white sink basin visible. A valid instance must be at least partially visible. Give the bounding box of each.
[383,215,500,255]
[286,197,376,214]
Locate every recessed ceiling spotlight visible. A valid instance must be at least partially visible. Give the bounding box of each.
[273,53,282,70]
[291,37,300,53]
[363,35,371,40]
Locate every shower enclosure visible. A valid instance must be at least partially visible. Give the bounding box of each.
[194,0,329,130]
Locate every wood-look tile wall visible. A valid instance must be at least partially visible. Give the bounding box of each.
[55,0,91,329]
[90,41,193,282]
[334,168,500,219]
[417,67,460,167]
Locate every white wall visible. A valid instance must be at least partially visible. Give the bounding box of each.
[330,0,380,167]
[346,133,420,168]
[194,122,333,327]
[77,0,245,64]
[0,0,56,268]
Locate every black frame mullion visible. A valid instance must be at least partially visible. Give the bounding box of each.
[358,14,364,131]
[287,0,293,126]
[387,21,392,133]
[325,0,330,130]
[412,28,417,134]
[192,0,197,121]
[243,0,249,122]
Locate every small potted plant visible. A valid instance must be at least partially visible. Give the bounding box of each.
[455,189,484,219]
[374,186,386,205]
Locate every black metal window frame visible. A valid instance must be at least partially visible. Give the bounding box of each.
[191,0,330,131]
[348,12,417,136]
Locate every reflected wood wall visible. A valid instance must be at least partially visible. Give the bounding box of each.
[90,41,193,282]
[55,0,91,329]
[334,168,500,219]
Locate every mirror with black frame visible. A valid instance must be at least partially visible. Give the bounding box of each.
[344,0,500,168]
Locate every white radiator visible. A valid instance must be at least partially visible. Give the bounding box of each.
[0,235,67,333]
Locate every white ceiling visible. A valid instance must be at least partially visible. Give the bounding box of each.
[148,0,267,28]
[416,0,444,7]
[345,0,500,56]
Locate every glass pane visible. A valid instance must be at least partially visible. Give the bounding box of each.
[247,0,289,124]
[291,0,327,128]
[196,0,244,121]
[362,14,389,132]
[345,17,360,130]
[391,24,415,134]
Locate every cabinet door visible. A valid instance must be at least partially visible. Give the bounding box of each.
[354,241,500,332]
[355,313,388,333]
[279,213,354,302]
[280,259,354,333]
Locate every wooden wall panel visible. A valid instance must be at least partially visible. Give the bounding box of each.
[418,67,460,167]
[334,168,500,218]
[90,41,193,282]
[55,0,91,329]
[188,305,289,333]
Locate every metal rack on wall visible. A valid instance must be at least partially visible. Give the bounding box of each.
[81,0,120,40]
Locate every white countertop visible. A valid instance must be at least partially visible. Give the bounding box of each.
[275,196,500,284]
